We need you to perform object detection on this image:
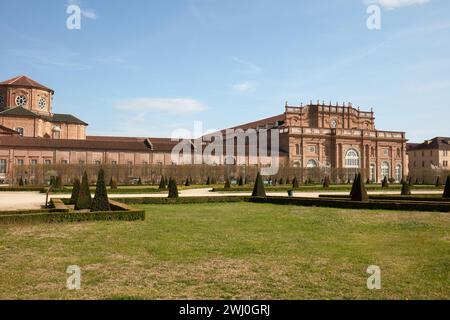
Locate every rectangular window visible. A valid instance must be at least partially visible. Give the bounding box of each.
[44,160,51,165]
[94,160,101,165]
[295,145,300,155]
[384,149,389,156]
[17,159,24,166]
[30,159,38,176]
[127,161,133,176]
[111,160,117,165]
[0,160,7,174]
[61,160,68,165]
[15,128,24,137]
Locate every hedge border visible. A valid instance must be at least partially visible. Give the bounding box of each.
[116,196,250,205]
[249,196,450,212]
[319,194,450,202]
[0,199,145,224]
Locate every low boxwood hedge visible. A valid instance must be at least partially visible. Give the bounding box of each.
[0,187,46,192]
[116,196,250,205]
[249,196,450,212]
[0,199,145,224]
[319,194,450,202]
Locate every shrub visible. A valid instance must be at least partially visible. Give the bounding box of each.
[18,177,24,187]
[435,176,441,187]
[55,176,63,189]
[184,178,191,187]
[137,177,143,185]
[292,177,299,188]
[401,181,412,196]
[238,176,244,186]
[75,172,92,210]
[252,172,266,197]
[351,173,368,202]
[206,176,211,185]
[382,176,389,188]
[224,178,231,190]
[158,176,167,190]
[91,169,111,212]
[70,178,81,205]
[168,177,179,198]
[443,176,450,199]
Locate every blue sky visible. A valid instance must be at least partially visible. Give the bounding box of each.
[0,0,449,142]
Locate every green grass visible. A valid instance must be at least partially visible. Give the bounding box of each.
[0,203,448,300]
[46,184,222,194]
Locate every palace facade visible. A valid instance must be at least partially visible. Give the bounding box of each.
[0,75,407,183]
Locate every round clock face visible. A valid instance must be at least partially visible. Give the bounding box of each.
[15,95,27,107]
[38,97,47,109]
[0,96,4,107]
[330,119,338,129]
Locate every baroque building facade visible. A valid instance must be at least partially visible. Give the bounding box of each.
[0,75,407,184]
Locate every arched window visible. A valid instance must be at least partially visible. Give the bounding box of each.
[306,160,318,168]
[395,164,402,182]
[345,149,360,168]
[293,161,301,168]
[381,162,390,180]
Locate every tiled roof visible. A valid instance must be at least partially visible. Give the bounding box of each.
[408,137,450,151]
[87,136,181,153]
[0,107,88,125]
[0,136,153,152]
[0,75,54,93]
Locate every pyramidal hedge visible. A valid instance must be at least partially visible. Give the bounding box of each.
[70,178,81,205]
[252,172,266,197]
[443,175,450,199]
[168,177,179,198]
[91,169,111,212]
[351,173,368,202]
[75,171,92,210]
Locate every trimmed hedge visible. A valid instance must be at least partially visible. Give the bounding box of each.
[116,196,250,205]
[0,187,46,192]
[0,199,145,224]
[249,196,450,212]
[319,194,450,202]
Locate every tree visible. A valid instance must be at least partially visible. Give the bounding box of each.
[292,176,299,188]
[75,171,92,210]
[158,176,167,189]
[168,177,179,198]
[252,172,266,197]
[401,180,412,196]
[238,176,244,186]
[351,173,368,202]
[382,176,389,188]
[70,178,81,205]
[443,176,450,199]
[91,169,111,212]
[224,178,231,190]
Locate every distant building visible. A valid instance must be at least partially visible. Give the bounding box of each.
[407,137,450,183]
[0,75,408,184]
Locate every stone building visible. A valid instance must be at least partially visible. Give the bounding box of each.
[407,137,450,183]
[0,75,408,184]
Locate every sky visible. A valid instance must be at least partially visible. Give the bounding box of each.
[0,0,449,142]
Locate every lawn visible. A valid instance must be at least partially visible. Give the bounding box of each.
[0,203,448,300]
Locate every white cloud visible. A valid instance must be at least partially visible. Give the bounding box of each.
[368,0,431,9]
[115,98,207,114]
[232,82,255,93]
[230,57,262,74]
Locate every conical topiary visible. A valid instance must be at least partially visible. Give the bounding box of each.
[435,176,441,187]
[443,175,450,199]
[168,177,179,198]
[185,178,191,187]
[206,176,211,185]
[252,172,266,197]
[401,180,412,196]
[91,169,111,212]
[292,176,299,188]
[224,178,231,190]
[137,177,143,185]
[110,177,118,190]
[278,178,284,185]
[382,176,389,188]
[323,176,330,188]
[159,176,167,189]
[18,177,24,187]
[75,171,92,210]
[238,176,244,186]
[70,178,81,205]
[351,173,368,202]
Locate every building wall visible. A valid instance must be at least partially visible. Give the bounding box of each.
[3,87,53,115]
